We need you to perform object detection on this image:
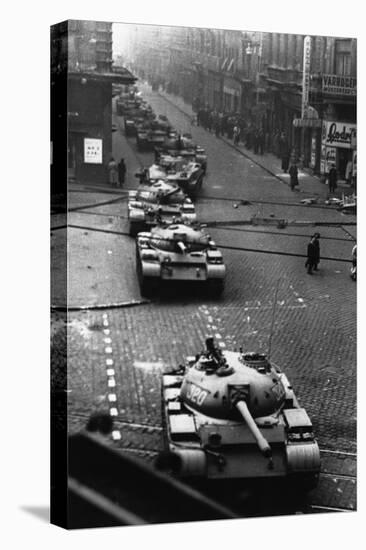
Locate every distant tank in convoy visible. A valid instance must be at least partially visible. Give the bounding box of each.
[156,337,321,490]
[136,157,204,200]
[135,223,226,296]
[128,183,196,236]
[154,133,208,174]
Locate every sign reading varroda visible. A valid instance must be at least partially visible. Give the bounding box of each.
[322,74,356,96]
[322,121,356,149]
[84,138,103,164]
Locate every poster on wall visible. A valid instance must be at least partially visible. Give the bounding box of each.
[84,138,103,164]
[320,144,337,174]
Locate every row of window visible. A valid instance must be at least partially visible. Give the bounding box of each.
[183,30,354,76]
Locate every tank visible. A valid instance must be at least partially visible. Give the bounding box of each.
[128,183,196,236]
[135,224,226,296]
[136,158,204,200]
[157,337,320,489]
[155,139,208,174]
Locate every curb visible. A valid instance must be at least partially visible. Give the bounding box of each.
[51,299,150,312]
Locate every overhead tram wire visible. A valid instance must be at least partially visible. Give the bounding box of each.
[65,224,353,263]
[59,210,356,243]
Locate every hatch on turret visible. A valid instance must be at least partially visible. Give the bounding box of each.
[240,352,272,374]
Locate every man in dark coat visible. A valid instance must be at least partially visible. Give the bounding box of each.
[328,163,337,193]
[118,158,126,187]
[305,235,317,274]
[289,163,299,190]
[312,233,320,271]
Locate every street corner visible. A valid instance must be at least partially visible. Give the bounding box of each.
[67,226,141,309]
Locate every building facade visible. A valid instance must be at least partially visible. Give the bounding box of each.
[51,20,136,186]
[121,25,356,179]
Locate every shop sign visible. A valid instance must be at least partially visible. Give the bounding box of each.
[223,85,240,96]
[84,138,103,164]
[322,74,356,96]
[322,121,357,149]
[301,36,311,118]
[293,118,322,128]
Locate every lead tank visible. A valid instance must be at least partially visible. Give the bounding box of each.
[157,337,320,489]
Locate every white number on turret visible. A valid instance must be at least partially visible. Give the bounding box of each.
[186,383,208,406]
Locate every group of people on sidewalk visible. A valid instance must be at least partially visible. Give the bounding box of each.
[107,157,126,187]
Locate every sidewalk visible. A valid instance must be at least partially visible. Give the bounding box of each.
[156,88,354,202]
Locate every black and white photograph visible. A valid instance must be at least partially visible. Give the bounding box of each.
[50,16,357,528]
[4,1,363,547]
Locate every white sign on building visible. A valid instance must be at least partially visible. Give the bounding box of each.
[322,121,357,149]
[301,36,311,118]
[84,138,103,164]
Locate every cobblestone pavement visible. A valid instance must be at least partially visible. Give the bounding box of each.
[59,85,357,516]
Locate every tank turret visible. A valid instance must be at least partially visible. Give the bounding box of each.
[157,337,320,488]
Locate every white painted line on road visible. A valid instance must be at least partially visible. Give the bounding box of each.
[218,341,226,348]
[103,328,110,335]
[110,408,118,416]
[103,319,109,327]
[215,333,222,340]
[104,337,112,344]
[102,313,108,319]
[106,358,114,366]
[107,368,115,376]
[105,346,113,354]
[108,378,116,388]
[108,394,117,402]
[134,360,165,370]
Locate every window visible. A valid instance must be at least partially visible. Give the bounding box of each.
[335,39,352,76]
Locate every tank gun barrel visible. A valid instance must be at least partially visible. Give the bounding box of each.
[235,400,272,458]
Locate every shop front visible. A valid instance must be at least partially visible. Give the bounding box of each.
[320,120,357,178]
[223,76,241,113]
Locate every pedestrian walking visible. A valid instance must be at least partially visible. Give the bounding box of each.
[258,128,265,155]
[289,163,299,190]
[305,235,317,275]
[281,149,290,173]
[118,157,126,187]
[233,125,240,145]
[107,156,118,186]
[328,163,338,193]
[313,233,320,271]
[253,128,259,154]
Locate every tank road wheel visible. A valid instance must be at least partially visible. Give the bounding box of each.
[208,279,224,297]
[135,249,157,297]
